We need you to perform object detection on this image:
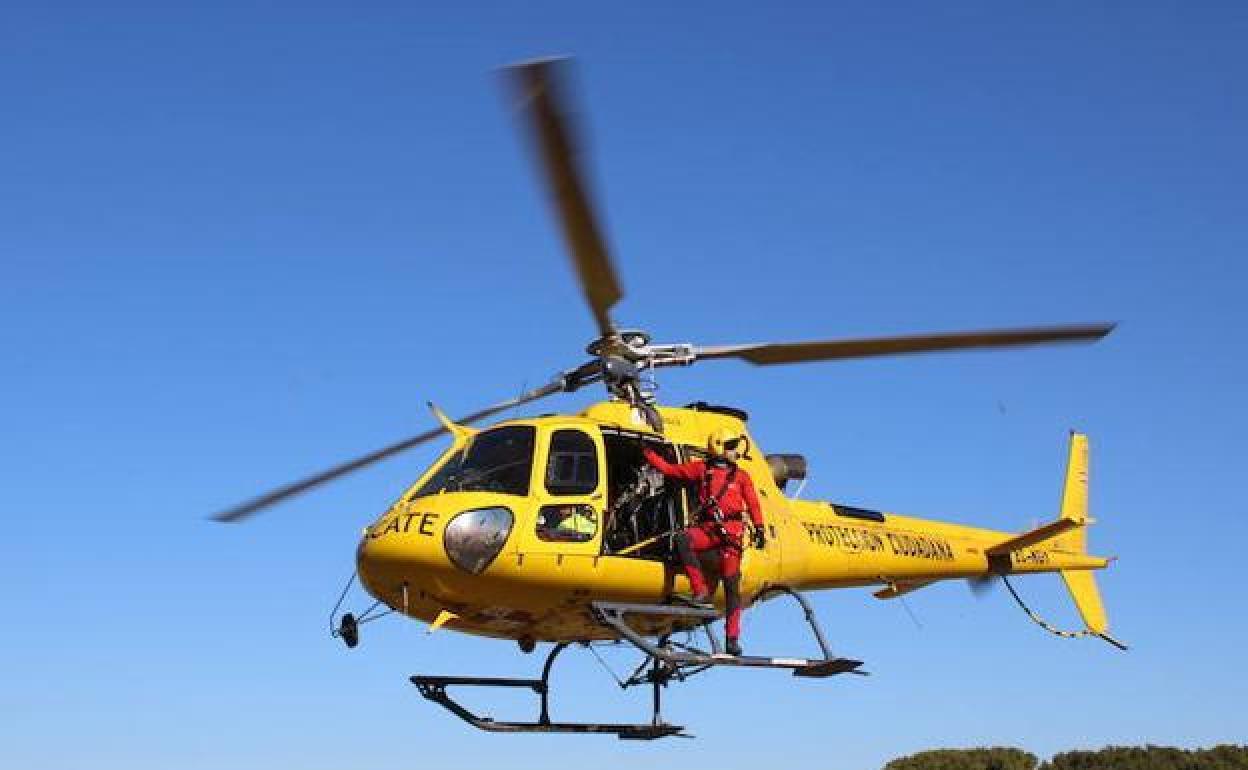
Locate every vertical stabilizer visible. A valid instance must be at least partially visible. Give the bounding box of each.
[1055,433,1125,649]
[1060,432,1089,521]
[1060,569,1106,633]
[1053,432,1090,552]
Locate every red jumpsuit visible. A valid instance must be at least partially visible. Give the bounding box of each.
[642,448,765,641]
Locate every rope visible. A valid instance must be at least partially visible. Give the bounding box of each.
[1001,575,1095,640]
[614,528,678,557]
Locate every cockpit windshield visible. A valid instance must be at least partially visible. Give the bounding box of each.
[411,425,536,498]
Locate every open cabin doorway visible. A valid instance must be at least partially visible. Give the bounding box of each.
[600,428,689,561]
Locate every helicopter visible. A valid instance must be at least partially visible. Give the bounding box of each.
[215,58,1123,740]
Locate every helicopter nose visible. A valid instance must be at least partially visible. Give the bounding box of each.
[355,515,440,608]
[356,498,520,605]
[356,509,442,569]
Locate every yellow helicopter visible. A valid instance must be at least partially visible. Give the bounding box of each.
[215,59,1122,740]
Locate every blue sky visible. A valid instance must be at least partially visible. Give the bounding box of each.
[2,2,1246,768]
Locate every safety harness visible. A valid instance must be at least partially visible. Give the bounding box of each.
[698,462,743,550]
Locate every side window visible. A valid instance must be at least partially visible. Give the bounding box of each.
[536,504,598,543]
[545,429,599,496]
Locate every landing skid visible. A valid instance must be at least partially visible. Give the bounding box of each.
[409,587,862,739]
[411,642,687,740]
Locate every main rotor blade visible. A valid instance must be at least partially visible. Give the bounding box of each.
[693,323,1116,366]
[210,380,568,523]
[506,58,622,336]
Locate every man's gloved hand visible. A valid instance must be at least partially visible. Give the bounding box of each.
[752,529,766,550]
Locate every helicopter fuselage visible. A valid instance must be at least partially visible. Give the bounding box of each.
[355,401,1108,642]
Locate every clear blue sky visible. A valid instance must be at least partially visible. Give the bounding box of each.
[3,2,1245,768]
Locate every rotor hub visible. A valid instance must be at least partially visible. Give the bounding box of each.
[586,329,651,360]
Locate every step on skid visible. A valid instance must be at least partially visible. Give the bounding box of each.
[590,590,866,678]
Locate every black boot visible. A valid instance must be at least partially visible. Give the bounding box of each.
[725,637,743,657]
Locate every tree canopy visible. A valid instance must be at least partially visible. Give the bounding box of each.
[885,747,1039,770]
[884,745,1248,770]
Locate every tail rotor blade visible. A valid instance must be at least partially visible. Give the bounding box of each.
[968,575,1000,599]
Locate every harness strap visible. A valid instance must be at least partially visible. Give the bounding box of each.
[699,464,739,519]
[699,463,742,549]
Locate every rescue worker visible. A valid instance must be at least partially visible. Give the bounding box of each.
[540,504,597,541]
[642,427,766,657]
[551,504,596,540]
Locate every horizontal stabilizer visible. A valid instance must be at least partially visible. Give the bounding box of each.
[985,518,1079,556]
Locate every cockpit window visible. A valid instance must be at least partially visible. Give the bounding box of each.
[544,429,599,496]
[411,448,465,499]
[412,426,536,498]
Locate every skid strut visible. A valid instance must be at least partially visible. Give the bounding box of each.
[410,642,686,740]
